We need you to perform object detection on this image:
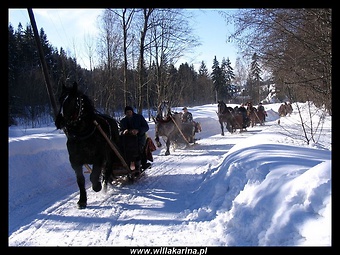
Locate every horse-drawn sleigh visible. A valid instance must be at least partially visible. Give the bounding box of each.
[217,100,250,135]
[246,102,266,127]
[153,101,201,155]
[55,82,155,209]
[217,100,266,135]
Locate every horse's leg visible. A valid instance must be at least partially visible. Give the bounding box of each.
[90,163,102,192]
[226,119,235,133]
[260,113,264,125]
[102,160,114,190]
[71,163,87,209]
[165,137,171,155]
[155,135,162,147]
[155,125,162,147]
[189,124,195,143]
[219,120,224,136]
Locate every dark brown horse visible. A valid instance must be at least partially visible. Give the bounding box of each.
[278,103,287,116]
[217,100,234,135]
[217,101,249,135]
[286,102,293,115]
[248,108,265,126]
[55,82,124,209]
[278,102,293,117]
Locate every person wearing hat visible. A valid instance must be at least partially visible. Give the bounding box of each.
[120,106,151,170]
[181,107,196,143]
[181,107,193,123]
[257,102,264,112]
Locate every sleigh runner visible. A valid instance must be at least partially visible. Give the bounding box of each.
[109,135,155,184]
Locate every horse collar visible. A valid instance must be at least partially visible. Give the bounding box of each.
[67,125,97,141]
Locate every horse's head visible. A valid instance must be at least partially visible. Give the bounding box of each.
[55,82,94,129]
[196,122,202,132]
[217,100,227,114]
[158,101,171,121]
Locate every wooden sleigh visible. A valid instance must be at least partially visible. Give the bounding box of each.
[84,121,156,184]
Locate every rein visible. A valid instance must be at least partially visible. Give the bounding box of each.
[93,120,131,173]
[253,110,262,123]
[169,114,191,146]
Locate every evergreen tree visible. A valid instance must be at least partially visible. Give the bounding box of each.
[211,56,224,102]
[198,61,209,77]
[8,23,83,126]
[221,57,235,100]
[198,61,214,104]
[248,52,262,103]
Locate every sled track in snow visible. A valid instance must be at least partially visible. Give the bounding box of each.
[9,122,274,246]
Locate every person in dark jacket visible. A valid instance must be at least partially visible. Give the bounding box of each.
[120,106,151,170]
[181,107,198,143]
[181,107,193,123]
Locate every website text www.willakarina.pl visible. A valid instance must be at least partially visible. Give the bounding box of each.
[130,247,208,255]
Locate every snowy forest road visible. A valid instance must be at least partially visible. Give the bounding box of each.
[9,107,288,246]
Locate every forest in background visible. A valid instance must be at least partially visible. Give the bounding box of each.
[8,8,331,127]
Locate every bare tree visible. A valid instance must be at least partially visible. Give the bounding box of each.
[83,32,96,72]
[95,8,200,112]
[226,8,332,145]
[228,9,331,114]
[136,8,154,114]
[96,9,123,114]
[109,8,136,108]
[147,9,200,107]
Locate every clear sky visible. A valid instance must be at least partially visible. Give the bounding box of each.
[8,8,239,72]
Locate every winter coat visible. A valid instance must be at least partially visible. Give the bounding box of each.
[120,112,149,148]
[182,112,193,122]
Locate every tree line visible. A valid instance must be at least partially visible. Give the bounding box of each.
[225,8,332,115]
[8,8,331,127]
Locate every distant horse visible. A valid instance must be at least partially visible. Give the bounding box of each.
[217,100,249,135]
[248,108,265,126]
[153,101,183,156]
[245,101,256,115]
[278,103,287,116]
[217,100,234,135]
[278,102,293,117]
[55,82,123,209]
[286,102,293,116]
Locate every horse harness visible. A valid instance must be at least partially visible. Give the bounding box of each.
[59,94,84,126]
[60,94,113,141]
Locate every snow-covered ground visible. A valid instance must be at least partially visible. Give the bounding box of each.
[8,102,332,247]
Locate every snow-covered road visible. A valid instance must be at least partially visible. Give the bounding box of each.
[8,103,332,246]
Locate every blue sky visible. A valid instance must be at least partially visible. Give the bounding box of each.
[8,8,239,72]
